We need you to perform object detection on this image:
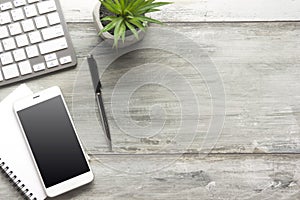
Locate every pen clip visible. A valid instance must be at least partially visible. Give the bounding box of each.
[87,54,102,93]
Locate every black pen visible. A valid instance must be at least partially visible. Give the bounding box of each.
[87,54,112,151]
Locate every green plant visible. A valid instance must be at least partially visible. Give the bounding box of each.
[99,0,172,47]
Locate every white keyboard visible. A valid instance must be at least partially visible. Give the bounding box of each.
[0,0,77,87]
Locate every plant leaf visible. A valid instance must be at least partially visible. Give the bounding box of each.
[99,0,172,48]
[101,16,117,22]
[127,0,146,12]
[113,0,122,12]
[145,8,160,13]
[100,17,121,34]
[125,20,139,39]
[120,22,126,42]
[134,0,155,12]
[128,18,146,31]
[136,16,163,25]
[124,9,134,16]
[101,0,121,15]
[134,2,172,15]
[113,19,124,47]
[119,0,125,11]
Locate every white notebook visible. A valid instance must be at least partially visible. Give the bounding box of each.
[0,84,47,200]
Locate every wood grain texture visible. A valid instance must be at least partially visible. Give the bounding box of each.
[1,154,300,200]
[1,6,300,200]
[65,22,300,154]
[60,0,300,23]
[1,22,300,153]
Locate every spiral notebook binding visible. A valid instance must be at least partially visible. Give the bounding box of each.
[0,158,37,200]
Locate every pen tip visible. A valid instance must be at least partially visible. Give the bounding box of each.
[87,54,93,59]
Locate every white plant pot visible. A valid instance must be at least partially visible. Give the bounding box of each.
[93,2,145,48]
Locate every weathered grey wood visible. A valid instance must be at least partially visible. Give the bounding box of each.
[1,154,300,199]
[61,0,300,23]
[58,22,300,154]
[1,18,300,200]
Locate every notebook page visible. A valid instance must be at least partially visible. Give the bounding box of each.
[0,84,47,200]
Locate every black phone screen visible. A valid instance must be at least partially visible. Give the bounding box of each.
[17,95,90,188]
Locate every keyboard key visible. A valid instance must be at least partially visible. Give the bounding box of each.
[37,0,56,14]
[16,35,29,47]
[44,53,56,61]
[18,60,32,75]
[41,25,64,40]
[28,0,40,3]
[34,15,47,29]
[59,56,72,65]
[14,0,26,7]
[0,52,14,65]
[8,23,22,36]
[21,19,35,32]
[2,64,19,79]
[47,12,60,25]
[28,31,42,44]
[39,37,68,54]
[46,59,58,68]
[24,5,38,18]
[0,2,13,11]
[0,0,76,86]
[13,49,27,62]
[33,63,45,72]
[11,8,25,21]
[25,45,39,58]
[0,12,12,25]
[2,38,17,51]
[0,27,9,39]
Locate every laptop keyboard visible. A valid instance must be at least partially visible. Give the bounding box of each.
[0,0,77,87]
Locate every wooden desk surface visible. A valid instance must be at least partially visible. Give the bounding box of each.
[1,0,300,199]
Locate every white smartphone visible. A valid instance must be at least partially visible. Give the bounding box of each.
[14,86,94,197]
